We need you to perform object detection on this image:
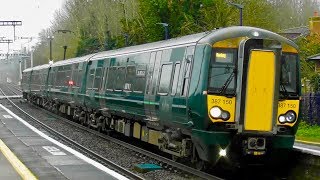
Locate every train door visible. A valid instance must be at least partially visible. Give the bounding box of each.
[144,51,162,121]
[238,39,280,133]
[170,46,194,125]
[178,46,195,124]
[85,61,97,107]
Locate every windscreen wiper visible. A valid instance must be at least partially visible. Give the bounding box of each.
[280,80,289,98]
[219,68,237,95]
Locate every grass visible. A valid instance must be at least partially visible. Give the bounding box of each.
[296,121,320,143]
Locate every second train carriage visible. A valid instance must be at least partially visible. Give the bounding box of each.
[22,26,301,167]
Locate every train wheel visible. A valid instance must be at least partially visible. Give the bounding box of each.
[195,158,210,171]
[80,114,86,125]
[192,149,208,171]
[101,118,106,132]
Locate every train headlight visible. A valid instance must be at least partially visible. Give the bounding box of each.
[278,111,297,124]
[210,107,230,121]
[285,111,296,123]
[221,111,230,120]
[278,115,286,124]
[219,149,227,157]
[210,107,222,118]
[252,31,260,37]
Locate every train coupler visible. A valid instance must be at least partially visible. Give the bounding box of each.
[242,137,267,156]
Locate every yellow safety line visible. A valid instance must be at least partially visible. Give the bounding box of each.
[296,139,320,146]
[0,139,37,180]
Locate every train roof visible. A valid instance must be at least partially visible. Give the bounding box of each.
[89,26,298,61]
[49,26,298,64]
[90,32,208,60]
[22,64,50,73]
[32,64,50,71]
[50,54,95,67]
[198,26,298,49]
[23,67,33,73]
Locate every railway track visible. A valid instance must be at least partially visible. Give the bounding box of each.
[0,86,144,180]
[6,83,22,95]
[0,83,222,179]
[0,83,22,96]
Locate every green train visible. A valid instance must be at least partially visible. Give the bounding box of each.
[22,26,301,168]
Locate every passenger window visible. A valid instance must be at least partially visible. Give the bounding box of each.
[77,70,82,87]
[49,71,55,88]
[182,56,193,96]
[93,68,103,91]
[151,51,162,95]
[106,67,116,90]
[134,65,146,92]
[146,52,156,94]
[115,67,126,90]
[87,69,95,90]
[158,64,173,95]
[125,66,135,91]
[171,63,181,95]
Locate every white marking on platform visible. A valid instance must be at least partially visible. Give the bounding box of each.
[43,146,66,156]
[0,95,22,99]
[3,115,12,119]
[293,145,320,156]
[0,104,130,180]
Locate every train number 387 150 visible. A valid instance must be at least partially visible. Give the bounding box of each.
[278,103,296,108]
[211,99,233,105]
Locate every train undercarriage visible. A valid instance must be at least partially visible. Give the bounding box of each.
[25,93,294,170]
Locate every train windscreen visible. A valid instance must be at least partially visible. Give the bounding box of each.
[280,53,298,97]
[208,49,237,95]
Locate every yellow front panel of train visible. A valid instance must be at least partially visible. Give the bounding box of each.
[244,50,276,131]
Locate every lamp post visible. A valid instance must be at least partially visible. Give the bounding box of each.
[157,23,169,40]
[227,2,244,26]
[30,46,34,68]
[55,29,75,60]
[19,37,34,68]
[47,35,54,64]
[123,33,129,46]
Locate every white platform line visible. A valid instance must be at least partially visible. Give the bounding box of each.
[293,145,320,156]
[0,104,129,180]
[0,95,22,99]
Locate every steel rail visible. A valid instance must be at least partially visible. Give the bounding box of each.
[0,87,144,180]
[5,84,20,95]
[7,83,22,93]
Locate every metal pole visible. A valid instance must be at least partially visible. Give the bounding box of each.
[49,38,52,62]
[240,8,243,26]
[227,2,244,26]
[157,23,169,40]
[63,45,67,60]
[123,34,129,46]
[13,25,16,41]
[19,60,22,85]
[24,58,26,69]
[30,50,33,68]
[7,42,9,60]
[164,26,169,40]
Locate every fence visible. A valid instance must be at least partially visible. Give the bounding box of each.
[300,93,320,125]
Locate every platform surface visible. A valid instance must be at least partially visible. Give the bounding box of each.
[0,150,21,180]
[0,104,127,180]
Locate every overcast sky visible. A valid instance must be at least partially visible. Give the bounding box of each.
[0,0,65,52]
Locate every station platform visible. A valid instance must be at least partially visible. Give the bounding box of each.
[0,104,128,180]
